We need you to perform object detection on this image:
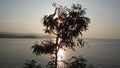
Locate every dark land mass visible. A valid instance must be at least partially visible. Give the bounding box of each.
[0,32,53,38]
[0,34,38,38]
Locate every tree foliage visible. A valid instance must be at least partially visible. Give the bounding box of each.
[23,60,42,68]
[23,56,95,68]
[61,56,87,68]
[31,3,90,68]
[32,40,56,55]
[32,3,90,53]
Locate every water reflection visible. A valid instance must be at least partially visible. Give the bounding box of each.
[1,39,120,68]
[58,48,65,60]
[57,48,65,67]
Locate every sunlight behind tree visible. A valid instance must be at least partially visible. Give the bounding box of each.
[32,3,90,68]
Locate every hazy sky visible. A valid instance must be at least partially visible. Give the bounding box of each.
[0,0,120,39]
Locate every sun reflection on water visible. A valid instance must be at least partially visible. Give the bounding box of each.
[58,48,65,60]
[57,48,65,67]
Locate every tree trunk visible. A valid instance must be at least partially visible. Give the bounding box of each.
[55,48,58,68]
[55,37,59,68]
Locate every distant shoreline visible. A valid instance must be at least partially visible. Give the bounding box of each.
[0,33,53,39]
[0,32,119,40]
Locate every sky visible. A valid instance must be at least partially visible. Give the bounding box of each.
[0,0,120,39]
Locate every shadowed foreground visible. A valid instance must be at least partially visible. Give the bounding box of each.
[23,56,95,68]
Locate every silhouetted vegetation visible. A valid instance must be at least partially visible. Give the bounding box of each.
[31,3,90,68]
[23,56,95,68]
[23,60,42,68]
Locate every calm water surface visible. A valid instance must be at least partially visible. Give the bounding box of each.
[0,38,120,68]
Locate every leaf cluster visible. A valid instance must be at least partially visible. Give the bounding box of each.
[32,40,56,55]
[23,60,42,68]
[46,55,95,68]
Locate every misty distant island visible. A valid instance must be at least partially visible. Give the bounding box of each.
[0,32,53,38]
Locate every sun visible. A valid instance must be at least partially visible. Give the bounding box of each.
[57,48,65,60]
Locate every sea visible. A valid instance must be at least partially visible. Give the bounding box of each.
[0,38,120,68]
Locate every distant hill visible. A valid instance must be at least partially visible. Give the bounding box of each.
[0,32,53,38]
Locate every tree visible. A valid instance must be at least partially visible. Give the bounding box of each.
[31,3,90,68]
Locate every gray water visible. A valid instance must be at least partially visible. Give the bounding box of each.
[0,38,120,68]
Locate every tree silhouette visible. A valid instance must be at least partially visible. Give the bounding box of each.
[32,3,90,68]
[62,55,87,68]
[23,60,42,68]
